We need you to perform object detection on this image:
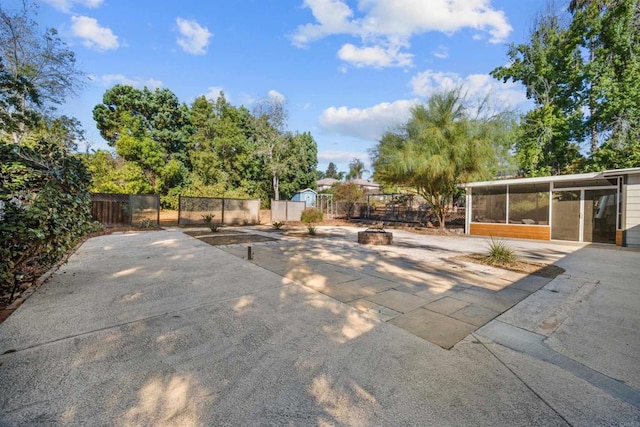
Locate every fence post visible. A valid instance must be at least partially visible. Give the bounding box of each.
[156,195,160,226]
[221,198,225,225]
[128,194,133,225]
[178,195,181,226]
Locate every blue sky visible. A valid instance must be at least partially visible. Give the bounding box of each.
[14,0,550,175]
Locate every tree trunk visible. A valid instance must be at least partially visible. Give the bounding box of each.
[273,173,279,201]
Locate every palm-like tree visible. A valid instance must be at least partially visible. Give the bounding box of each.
[346,157,369,180]
[372,89,493,229]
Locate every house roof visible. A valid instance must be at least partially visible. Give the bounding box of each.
[462,167,640,188]
[294,188,317,194]
[316,178,339,186]
[349,179,380,187]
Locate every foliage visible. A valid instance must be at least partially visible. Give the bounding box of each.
[92,85,191,207]
[0,1,84,113]
[323,162,345,180]
[485,237,518,265]
[301,207,323,234]
[138,218,152,228]
[90,89,318,209]
[333,181,364,220]
[346,158,368,180]
[277,131,318,199]
[372,89,501,229]
[0,59,41,141]
[272,221,284,230]
[0,4,93,290]
[201,212,218,232]
[0,140,94,288]
[491,0,640,174]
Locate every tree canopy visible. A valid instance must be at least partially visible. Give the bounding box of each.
[88,88,318,207]
[372,90,512,229]
[492,0,640,174]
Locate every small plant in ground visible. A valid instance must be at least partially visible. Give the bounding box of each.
[138,218,152,228]
[201,213,219,232]
[301,207,323,236]
[485,237,517,265]
[272,221,285,230]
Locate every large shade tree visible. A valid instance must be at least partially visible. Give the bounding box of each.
[492,0,640,174]
[93,85,191,205]
[371,90,503,229]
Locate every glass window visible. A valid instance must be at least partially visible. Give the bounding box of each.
[508,184,550,225]
[472,186,506,223]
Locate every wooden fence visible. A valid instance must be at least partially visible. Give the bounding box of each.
[91,194,160,226]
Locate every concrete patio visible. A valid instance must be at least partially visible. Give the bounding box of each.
[0,226,638,425]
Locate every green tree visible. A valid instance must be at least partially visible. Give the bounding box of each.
[252,94,289,200]
[333,181,364,220]
[492,10,584,176]
[492,0,640,173]
[346,157,368,180]
[0,58,40,141]
[278,131,318,199]
[93,85,191,206]
[371,90,495,230]
[324,161,345,180]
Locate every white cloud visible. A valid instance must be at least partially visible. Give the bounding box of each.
[319,99,419,141]
[410,69,529,111]
[338,43,413,68]
[292,0,512,68]
[290,0,358,47]
[432,45,449,59]
[318,150,370,164]
[268,89,286,102]
[205,86,226,101]
[176,18,212,55]
[92,74,163,89]
[70,15,119,51]
[42,0,103,13]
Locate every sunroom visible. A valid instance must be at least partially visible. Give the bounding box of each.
[462,167,640,247]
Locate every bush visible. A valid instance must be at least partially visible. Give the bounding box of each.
[300,207,323,224]
[272,221,284,230]
[201,212,219,232]
[301,207,323,235]
[0,141,95,289]
[485,237,517,265]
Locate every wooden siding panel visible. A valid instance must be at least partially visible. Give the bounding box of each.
[470,223,551,240]
[625,176,640,247]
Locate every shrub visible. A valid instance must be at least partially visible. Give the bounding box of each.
[201,212,219,232]
[0,141,95,289]
[272,221,284,230]
[138,218,152,228]
[485,237,517,265]
[301,207,323,235]
[301,207,323,224]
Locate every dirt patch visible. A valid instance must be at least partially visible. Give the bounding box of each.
[197,234,277,246]
[454,254,565,278]
[183,230,242,237]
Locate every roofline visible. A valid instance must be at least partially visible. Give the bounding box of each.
[461,167,640,188]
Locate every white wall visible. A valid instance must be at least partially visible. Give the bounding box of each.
[625,173,640,247]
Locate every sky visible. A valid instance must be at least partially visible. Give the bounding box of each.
[8,0,552,176]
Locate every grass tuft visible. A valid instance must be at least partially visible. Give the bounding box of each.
[485,236,517,265]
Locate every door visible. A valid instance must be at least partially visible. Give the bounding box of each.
[552,188,617,243]
[584,189,617,244]
[551,191,581,241]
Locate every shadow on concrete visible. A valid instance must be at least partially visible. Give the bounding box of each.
[1,228,638,425]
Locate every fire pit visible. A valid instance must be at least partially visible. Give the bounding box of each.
[358,226,393,245]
